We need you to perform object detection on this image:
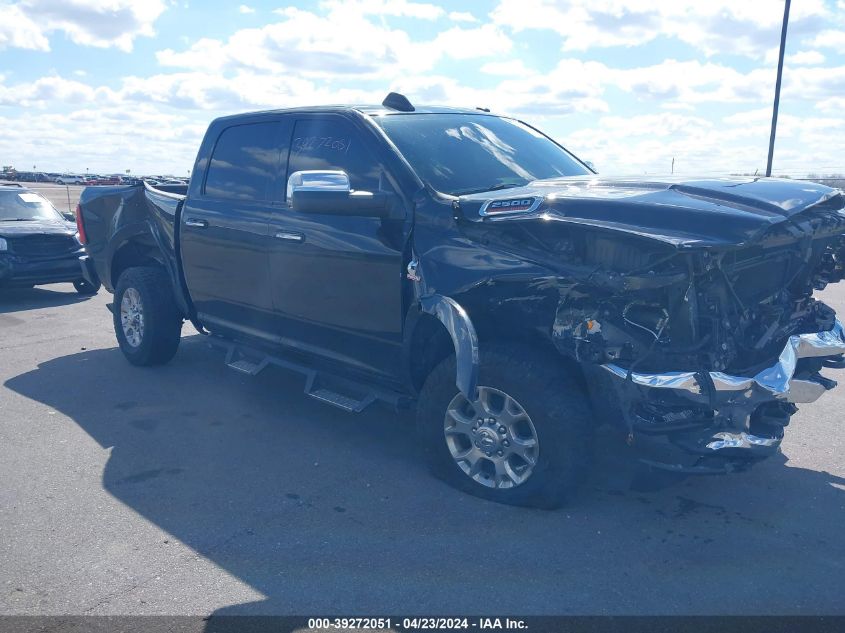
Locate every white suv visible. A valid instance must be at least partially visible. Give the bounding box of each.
[55,174,85,185]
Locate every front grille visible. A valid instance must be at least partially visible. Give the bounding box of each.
[582,234,655,271]
[9,235,77,258]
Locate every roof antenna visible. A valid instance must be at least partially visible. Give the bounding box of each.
[382,92,415,112]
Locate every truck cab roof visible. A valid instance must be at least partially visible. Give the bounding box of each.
[210,103,496,126]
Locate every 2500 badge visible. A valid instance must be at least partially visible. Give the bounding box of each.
[480,197,539,216]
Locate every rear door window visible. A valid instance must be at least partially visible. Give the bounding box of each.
[204,121,281,201]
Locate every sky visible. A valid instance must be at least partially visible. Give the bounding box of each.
[0,0,844,178]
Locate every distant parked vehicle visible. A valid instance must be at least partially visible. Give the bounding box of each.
[91,176,120,185]
[55,175,86,185]
[119,176,143,186]
[0,184,98,293]
[16,172,51,183]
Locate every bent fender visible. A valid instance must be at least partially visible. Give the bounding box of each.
[420,294,479,400]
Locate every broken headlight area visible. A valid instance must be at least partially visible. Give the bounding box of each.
[552,227,845,375]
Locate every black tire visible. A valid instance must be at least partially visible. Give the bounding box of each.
[113,267,182,366]
[417,345,594,509]
[73,279,100,295]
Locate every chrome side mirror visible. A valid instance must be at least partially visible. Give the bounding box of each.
[584,161,597,173]
[286,169,396,218]
[286,170,350,201]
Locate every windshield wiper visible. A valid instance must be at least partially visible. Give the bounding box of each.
[450,182,524,196]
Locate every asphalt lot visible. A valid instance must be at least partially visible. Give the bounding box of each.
[1,186,844,616]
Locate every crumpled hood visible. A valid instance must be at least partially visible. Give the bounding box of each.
[458,176,844,248]
[0,220,76,238]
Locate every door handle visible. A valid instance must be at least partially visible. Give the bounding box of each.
[274,231,304,243]
[185,218,208,228]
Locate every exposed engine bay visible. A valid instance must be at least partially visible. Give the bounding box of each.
[446,179,845,473]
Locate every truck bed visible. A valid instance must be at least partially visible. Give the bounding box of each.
[78,182,189,309]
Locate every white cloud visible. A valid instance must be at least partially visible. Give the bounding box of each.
[318,0,444,20]
[480,60,535,75]
[422,23,512,61]
[0,3,50,51]
[809,29,845,49]
[786,50,826,65]
[816,96,845,114]
[491,0,830,58]
[238,5,255,14]
[158,6,512,78]
[116,70,383,112]
[610,59,772,104]
[0,105,204,174]
[2,0,168,52]
[126,50,845,121]
[562,108,845,177]
[157,38,230,72]
[449,11,478,23]
[0,74,118,108]
[2,1,842,180]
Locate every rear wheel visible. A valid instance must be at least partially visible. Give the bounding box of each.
[417,345,594,508]
[113,267,182,366]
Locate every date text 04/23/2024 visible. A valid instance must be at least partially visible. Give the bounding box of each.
[306,617,528,630]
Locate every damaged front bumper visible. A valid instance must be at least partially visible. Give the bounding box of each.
[601,320,845,473]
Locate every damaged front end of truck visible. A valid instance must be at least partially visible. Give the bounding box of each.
[428,177,845,474]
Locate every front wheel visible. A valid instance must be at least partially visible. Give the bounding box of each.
[417,345,594,508]
[113,267,182,366]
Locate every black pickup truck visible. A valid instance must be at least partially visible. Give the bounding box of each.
[77,92,845,507]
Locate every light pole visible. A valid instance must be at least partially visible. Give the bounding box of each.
[766,0,791,177]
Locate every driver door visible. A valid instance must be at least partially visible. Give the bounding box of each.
[267,114,409,378]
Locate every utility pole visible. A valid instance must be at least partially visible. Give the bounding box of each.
[766,0,791,177]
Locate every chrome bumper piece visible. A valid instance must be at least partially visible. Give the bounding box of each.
[601,320,845,463]
[603,320,845,405]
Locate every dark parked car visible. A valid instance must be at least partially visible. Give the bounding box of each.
[0,184,99,294]
[76,93,845,507]
[15,172,50,183]
[89,175,120,185]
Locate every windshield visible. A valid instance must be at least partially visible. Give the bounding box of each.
[0,190,64,222]
[375,113,590,196]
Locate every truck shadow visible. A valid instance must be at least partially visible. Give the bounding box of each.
[0,285,91,314]
[5,337,845,615]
